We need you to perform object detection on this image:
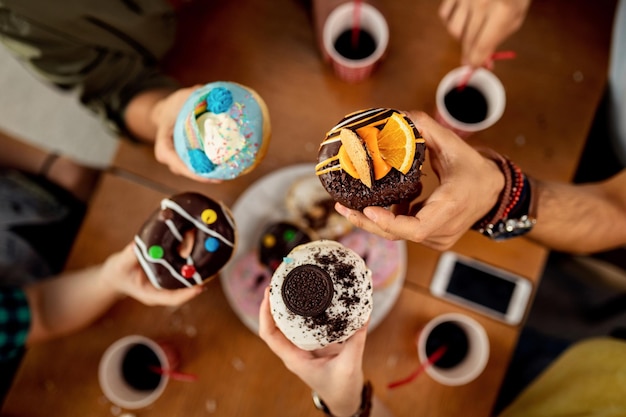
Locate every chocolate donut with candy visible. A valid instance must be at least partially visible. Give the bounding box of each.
[316,108,426,211]
[134,192,237,289]
[258,221,312,273]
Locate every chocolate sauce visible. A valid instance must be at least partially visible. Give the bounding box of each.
[443,86,488,124]
[334,29,376,60]
[121,343,162,391]
[425,321,469,369]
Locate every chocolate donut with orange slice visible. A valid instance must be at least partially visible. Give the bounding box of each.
[316,108,426,210]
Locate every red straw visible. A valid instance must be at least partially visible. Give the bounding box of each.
[387,345,448,389]
[490,50,517,61]
[149,365,198,382]
[456,68,475,92]
[351,0,362,49]
[457,50,517,90]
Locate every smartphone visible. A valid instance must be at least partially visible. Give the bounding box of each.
[430,251,533,325]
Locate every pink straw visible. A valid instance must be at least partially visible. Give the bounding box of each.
[387,345,448,389]
[149,365,198,382]
[457,50,517,91]
[351,0,362,49]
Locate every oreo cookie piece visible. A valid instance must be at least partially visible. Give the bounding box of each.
[281,265,334,317]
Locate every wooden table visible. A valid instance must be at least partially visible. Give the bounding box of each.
[2,0,616,416]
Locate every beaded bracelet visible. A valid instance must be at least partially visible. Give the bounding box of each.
[471,149,537,241]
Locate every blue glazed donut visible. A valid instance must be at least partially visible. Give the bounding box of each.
[173,82,271,180]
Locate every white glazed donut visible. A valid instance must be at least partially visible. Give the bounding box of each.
[269,240,372,351]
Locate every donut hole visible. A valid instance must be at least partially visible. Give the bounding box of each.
[178,230,196,258]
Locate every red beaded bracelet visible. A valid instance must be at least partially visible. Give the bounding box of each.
[471,149,537,240]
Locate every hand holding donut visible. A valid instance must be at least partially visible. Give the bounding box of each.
[101,243,203,307]
[134,192,237,290]
[335,111,505,251]
[150,86,221,182]
[259,287,367,417]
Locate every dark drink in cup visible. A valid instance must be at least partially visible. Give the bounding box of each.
[334,29,377,60]
[425,321,469,369]
[99,335,171,409]
[121,343,162,391]
[417,313,489,386]
[443,86,489,124]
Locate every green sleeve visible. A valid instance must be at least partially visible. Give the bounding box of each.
[0,0,181,140]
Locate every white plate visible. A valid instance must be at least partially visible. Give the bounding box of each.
[220,163,406,334]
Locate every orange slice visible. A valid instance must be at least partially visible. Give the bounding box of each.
[377,113,416,174]
[338,144,359,179]
[357,126,392,180]
[339,128,372,188]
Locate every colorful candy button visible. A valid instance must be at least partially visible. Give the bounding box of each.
[181,264,196,279]
[148,245,164,259]
[205,237,219,252]
[201,209,218,224]
[283,229,296,242]
[263,234,276,248]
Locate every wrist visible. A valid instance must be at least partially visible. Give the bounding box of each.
[97,256,128,302]
[482,155,507,218]
[313,380,372,417]
[126,88,175,142]
[471,148,537,240]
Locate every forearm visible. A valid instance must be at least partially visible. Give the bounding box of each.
[124,87,177,143]
[528,170,626,253]
[24,266,124,345]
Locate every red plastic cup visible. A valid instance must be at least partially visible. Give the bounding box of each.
[322,2,389,83]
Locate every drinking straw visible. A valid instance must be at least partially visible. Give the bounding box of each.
[149,365,199,382]
[457,50,517,91]
[351,0,362,49]
[387,345,448,389]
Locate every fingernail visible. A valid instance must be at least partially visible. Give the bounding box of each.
[363,208,377,221]
[335,203,347,216]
